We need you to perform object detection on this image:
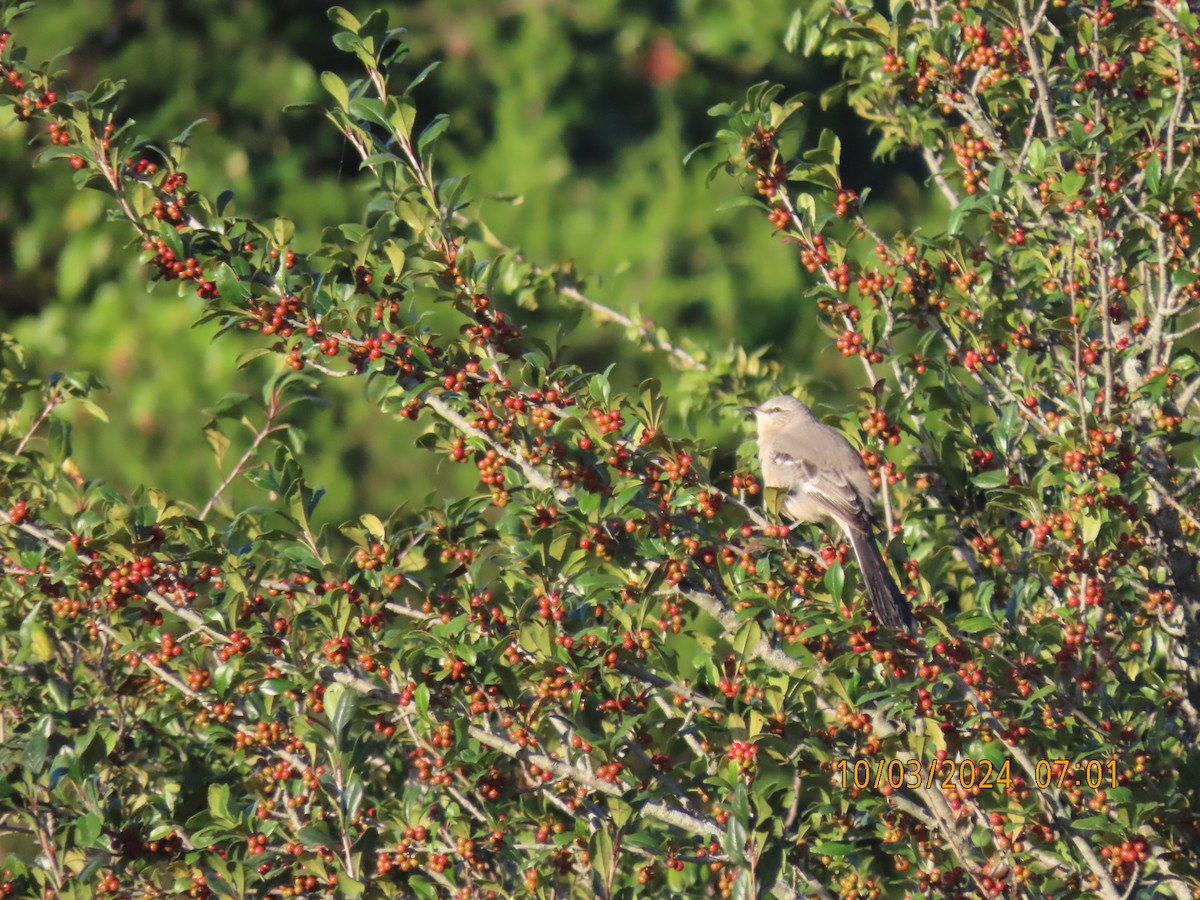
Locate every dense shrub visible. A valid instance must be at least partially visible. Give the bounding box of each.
[2,1,1199,897]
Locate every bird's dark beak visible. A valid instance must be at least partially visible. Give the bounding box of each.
[741,404,758,416]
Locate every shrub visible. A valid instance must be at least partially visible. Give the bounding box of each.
[1,1,1198,897]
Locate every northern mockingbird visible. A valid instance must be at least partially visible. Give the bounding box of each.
[749,395,915,633]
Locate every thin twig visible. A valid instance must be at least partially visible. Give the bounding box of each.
[14,388,64,457]
[199,391,286,520]
[1016,0,1058,139]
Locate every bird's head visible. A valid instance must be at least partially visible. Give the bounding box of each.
[746,395,812,434]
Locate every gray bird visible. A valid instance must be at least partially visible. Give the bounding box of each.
[749,395,915,633]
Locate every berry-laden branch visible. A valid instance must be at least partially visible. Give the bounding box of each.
[3,2,1200,898]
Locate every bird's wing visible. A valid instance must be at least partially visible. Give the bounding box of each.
[766,450,852,526]
[779,421,877,527]
[843,452,879,524]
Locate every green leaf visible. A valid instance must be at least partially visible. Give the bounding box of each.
[390,100,417,140]
[1060,171,1086,196]
[731,780,751,825]
[156,219,184,260]
[817,128,841,167]
[320,71,350,111]
[733,618,762,660]
[236,347,273,370]
[948,193,983,235]
[298,824,336,849]
[824,562,845,601]
[382,239,406,277]
[342,774,364,820]
[971,469,1008,489]
[722,812,749,864]
[417,113,450,153]
[590,827,615,893]
[732,870,752,900]
[577,489,601,517]
[974,579,996,610]
[22,622,54,663]
[327,6,361,32]
[169,117,207,147]
[955,612,994,634]
[208,783,233,823]
[408,876,438,900]
[206,392,251,419]
[407,61,441,92]
[783,9,804,54]
[607,798,633,830]
[682,141,713,166]
[21,729,49,774]
[73,397,110,423]
[763,485,786,518]
[75,813,102,847]
[360,513,386,541]
[1145,153,1161,193]
[802,14,828,56]
[332,31,360,54]
[327,682,358,747]
[272,217,295,246]
[214,262,250,305]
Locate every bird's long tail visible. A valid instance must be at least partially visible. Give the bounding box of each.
[848,526,915,633]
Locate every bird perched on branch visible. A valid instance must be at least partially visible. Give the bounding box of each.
[749,395,915,633]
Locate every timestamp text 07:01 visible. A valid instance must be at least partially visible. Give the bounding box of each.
[834,757,1119,791]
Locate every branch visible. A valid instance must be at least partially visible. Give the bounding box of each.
[199,390,286,520]
[1016,0,1058,140]
[921,147,960,206]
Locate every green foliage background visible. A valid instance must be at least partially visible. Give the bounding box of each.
[0,0,932,524]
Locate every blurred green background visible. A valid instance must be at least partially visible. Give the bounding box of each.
[0,0,934,523]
